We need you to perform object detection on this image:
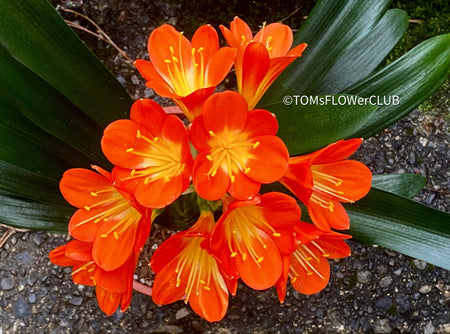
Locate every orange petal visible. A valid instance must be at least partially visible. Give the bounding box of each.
[72,263,96,286]
[276,255,291,303]
[134,174,184,208]
[290,247,330,295]
[130,99,167,137]
[313,160,372,202]
[245,135,288,183]
[227,170,261,200]
[69,207,106,242]
[308,199,349,231]
[316,235,351,259]
[202,91,248,133]
[148,24,193,83]
[245,109,278,136]
[92,217,138,271]
[64,239,93,262]
[134,59,175,96]
[193,152,231,201]
[309,138,363,165]
[191,24,219,63]
[234,231,282,290]
[96,286,120,316]
[152,259,186,305]
[205,47,236,86]
[60,168,112,208]
[49,245,75,267]
[179,86,216,121]
[280,163,313,204]
[95,255,134,294]
[220,17,253,49]
[253,23,293,57]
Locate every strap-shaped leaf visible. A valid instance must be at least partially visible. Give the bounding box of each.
[265,95,377,155]
[0,105,89,180]
[0,193,72,232]
[371,173,427,199]
[258,0,391,106]
[0,161,66,206]
[347,34,450,138]
[0,0,132,127]
[0,43,108,167]
[314,9,409,94]
[347,188,450,270]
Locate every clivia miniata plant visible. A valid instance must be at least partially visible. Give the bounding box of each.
[0,0,449,323]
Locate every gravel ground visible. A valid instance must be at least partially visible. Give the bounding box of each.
[1,1,449,333]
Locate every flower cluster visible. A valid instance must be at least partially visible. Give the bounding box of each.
[50,17,372,321]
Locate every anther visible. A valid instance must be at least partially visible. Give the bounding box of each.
[113,232,119,240]
[191,47,196,55]
[164,59,172,63]
[263,244,268,249]
[144,177,150,185]
[84,206,91,211]
[136,130,141,138]
[100,234,108,238]
[199,280,206,284]
[230,252,237,258]
[230,175,235,183]
[306,271,314,276]
[252,141,260,149]
[126,148,134,152]
[176,279,181,287]
[94,218,101,223]
[208,130,215,137]
[130,169,136,176]
[211,170,217,177]
[323,253,330,257]
[153,137,159,143]
[242,253,247,261]
[90,192,98,197]
[257,257,264,263]
[206,155,213,161]
[169,46,174,54]
[164,175,170,182]
[244,167,251,174]
[273,232,281,237]
[197,47,204,53]
[204,286,211,291]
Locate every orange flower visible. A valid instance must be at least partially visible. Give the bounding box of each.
[210,192,301,290]
[190,91,289,200]
[220,17,307,109]
[135,24,236,121]
[276,221,351,303]
[49,239,138,315]
[101,99,193,208]
[150,211,233,322]
[280,139,372,231]
[59,166,151,271]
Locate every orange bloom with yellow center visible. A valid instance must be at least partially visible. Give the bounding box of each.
[101,99,193,208]
[276,221,351,303]
[190,91,289,200]
[49,239,139,316]
[210,192,301,290]
[135,24,236,121]
[150,211,233,322]
[60,166,151,272]
[280,139,372,231]
[220,17,307,109]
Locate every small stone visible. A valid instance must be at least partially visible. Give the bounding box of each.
[413,259,427,270]
[175,308,190,320]
[419,285,432,294]
[419,137,428,147]
[379,276,393,288]
[424,321,435,334]
[28,293,36,304]
[69,297,83,306]
[444,323,450,333]
[376,296,392,310]
[32,235,42,246]
[357,271,372,283]
[373,319,392,334]
[1,277,14,291]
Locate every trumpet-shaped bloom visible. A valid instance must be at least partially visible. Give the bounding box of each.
[190,91,289,200]
[60,166,151,271]
[150,211,233,322]
[280,139,372,231]
[135,24,236,121]
[49,239,138,315]
[220,17,307,109]
[210,192,301,290]
[101,99,193,208]
[276,221,351,302]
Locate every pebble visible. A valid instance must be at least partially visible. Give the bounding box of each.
[357,271,372,283]
[32,235,42,246]
[28,293,37,304]
[379,276,393,288]
[424,321,435,334]
[0,277,14,291]
[413,259,427,270]
[373,319,392,333]
[376,296,392,310]
[69,297,83,306]
[175,308,190,320]
[419,285,432,294]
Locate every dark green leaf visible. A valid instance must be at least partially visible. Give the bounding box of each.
[259,0,392,106]
[347,34,450,138]
[266,95,377,155]
[0,193,72,232]
[0,161,66,206]
[314,9,409,94]
[347,189,450,270]
[0,42,109,167]
[0,0,132,127]
[371,173,427,199]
